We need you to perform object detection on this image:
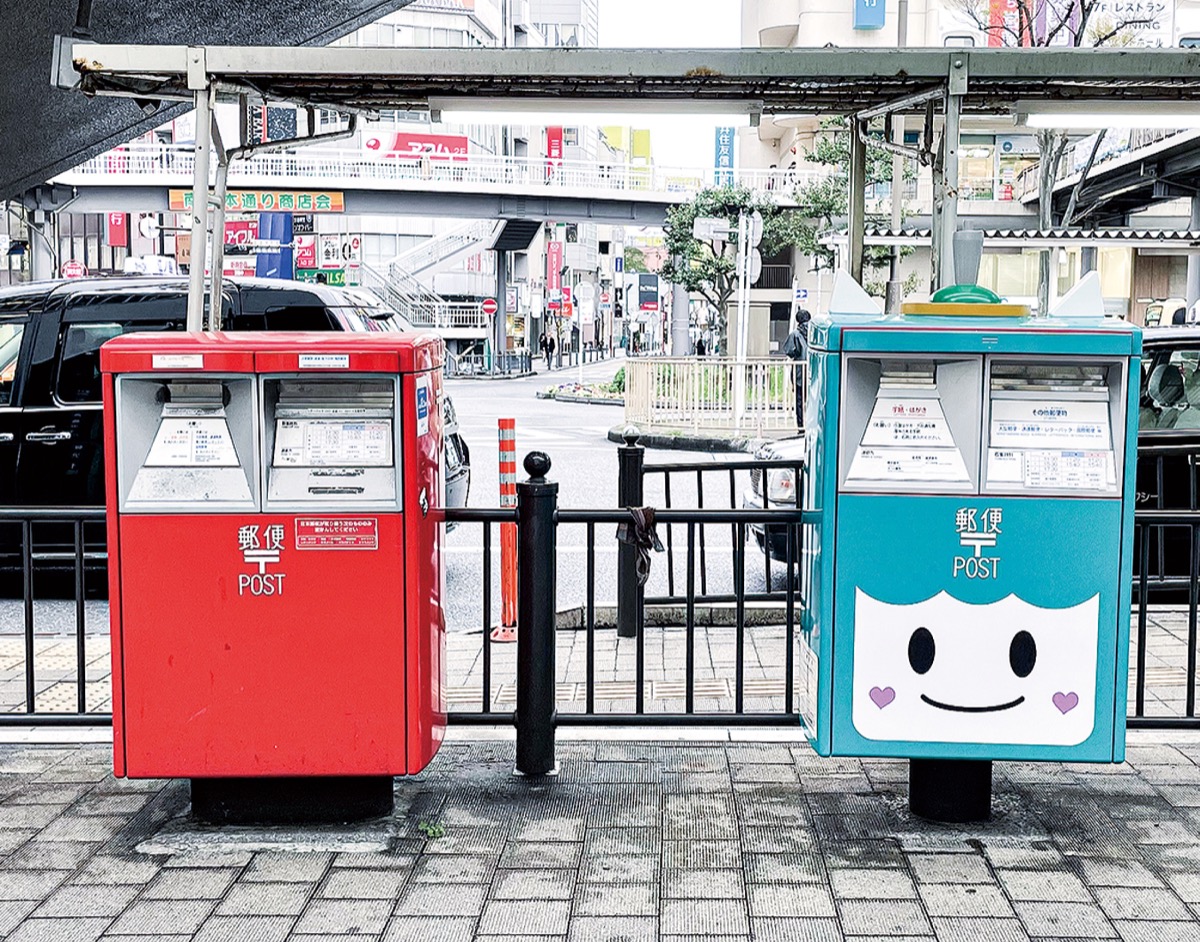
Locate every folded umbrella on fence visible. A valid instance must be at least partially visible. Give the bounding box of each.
[616,506,665,586]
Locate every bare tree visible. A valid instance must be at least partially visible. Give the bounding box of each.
[949,0,1153,314]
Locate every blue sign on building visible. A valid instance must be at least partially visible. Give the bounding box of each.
[714,127,735,186]
[854,0,886,30]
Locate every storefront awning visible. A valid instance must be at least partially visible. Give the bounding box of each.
[822,227,1200,250]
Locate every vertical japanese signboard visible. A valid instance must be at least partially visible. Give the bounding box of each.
[714,128,734,186]
[853,0,885,30]
[546,127,564,181]
[547,241,564,294]
[107,213,128,248]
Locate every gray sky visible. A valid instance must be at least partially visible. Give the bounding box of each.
[598,0,744,169]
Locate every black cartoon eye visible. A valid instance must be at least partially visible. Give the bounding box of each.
[1009,631,1037,678]
[908,627,935,675]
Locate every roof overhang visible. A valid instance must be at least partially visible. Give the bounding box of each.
[823,228,1200,250]
[53,44,1200,118]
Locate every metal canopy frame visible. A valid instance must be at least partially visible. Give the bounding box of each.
[52,39,1200,318]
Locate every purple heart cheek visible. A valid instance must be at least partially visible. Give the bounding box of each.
[870,686,896,709]
[1053,691,1079,714]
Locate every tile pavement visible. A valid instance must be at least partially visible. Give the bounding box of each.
[3,734,1200,939]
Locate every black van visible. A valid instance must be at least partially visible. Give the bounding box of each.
[0,276,470,585]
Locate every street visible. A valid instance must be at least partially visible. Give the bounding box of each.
[444,356,782,634]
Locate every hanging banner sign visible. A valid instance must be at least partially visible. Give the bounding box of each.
[546,126,564,180]
[107,213,128,248]
[547,241,564,292]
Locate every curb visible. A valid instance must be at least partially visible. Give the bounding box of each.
[607,424,784,454]
[448,371,537,381]
[536,391,624,406]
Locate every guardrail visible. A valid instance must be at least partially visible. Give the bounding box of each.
[447,351,532,376]
[55,144,815,202]
[624,356,800,435]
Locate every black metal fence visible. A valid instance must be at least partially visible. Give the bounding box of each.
[5,462,1200,752]
[0,507,108,727]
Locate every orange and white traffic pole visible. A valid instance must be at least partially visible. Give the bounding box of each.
[491,418,518,642]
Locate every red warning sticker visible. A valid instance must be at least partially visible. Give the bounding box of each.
[294,517,379,550]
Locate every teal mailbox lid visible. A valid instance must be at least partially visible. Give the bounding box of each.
[811,311,1141,357]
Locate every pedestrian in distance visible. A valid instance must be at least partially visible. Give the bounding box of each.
[539,333,550,370]
[783,308,811,429]
[546,333,556,370]
[694,335,706,356]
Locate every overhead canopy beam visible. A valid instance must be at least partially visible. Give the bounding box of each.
[54,42,1200,117]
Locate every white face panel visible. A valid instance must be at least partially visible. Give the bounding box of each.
[851,590,1098,746]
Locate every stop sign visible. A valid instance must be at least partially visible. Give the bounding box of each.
[481,298,499,316]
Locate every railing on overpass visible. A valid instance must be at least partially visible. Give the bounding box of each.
[1015,128,1196,204]
[624,356,800,436]
[54,144,812,202]
[359,262,487,332]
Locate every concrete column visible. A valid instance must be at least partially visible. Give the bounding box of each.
[1187,195,1200,308]
[670,260,690,355]
[29,213,55,281]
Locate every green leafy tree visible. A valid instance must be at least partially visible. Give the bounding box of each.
[793,120,920,299]
[623,246,650,273]
[660,185,807,353]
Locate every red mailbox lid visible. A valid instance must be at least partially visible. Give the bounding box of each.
[100,331,445,374]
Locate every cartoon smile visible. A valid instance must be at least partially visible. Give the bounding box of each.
[852,590,1100,745]
[919,694,1025,713]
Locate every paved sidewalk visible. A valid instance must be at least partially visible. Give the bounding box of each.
[3,732,1200,941]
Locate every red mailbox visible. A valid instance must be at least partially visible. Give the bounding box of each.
[101,333,446,819]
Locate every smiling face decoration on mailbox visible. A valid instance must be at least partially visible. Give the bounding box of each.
[851,589,1098,746]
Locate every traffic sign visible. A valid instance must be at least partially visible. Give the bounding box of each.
[61,260,87,279]
[601,291,610,304]
[481,297,499,317]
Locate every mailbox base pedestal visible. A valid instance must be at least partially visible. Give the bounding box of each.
[909,759,992,823]
[190,776,394,825]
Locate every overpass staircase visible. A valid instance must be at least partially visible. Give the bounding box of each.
[361,218,499,337]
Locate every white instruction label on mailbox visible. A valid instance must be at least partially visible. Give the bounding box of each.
[151,354,203,369]
[298,354,349,369]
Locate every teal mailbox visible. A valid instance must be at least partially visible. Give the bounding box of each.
[800,275,1140,815]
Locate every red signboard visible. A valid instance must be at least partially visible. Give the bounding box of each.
[481,298,499,316]
[295,235,317,270]
[224,218,259,246]
[364,132,469,160]
[295,517,379,551]
[546,126,564,180]
[107,212,128,248]
[547,241,563,292]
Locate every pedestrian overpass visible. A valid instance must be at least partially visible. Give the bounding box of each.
[45,144,803,224]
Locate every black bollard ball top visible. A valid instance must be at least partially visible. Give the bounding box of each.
[525,451,551,480]
[622,425,641,447]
